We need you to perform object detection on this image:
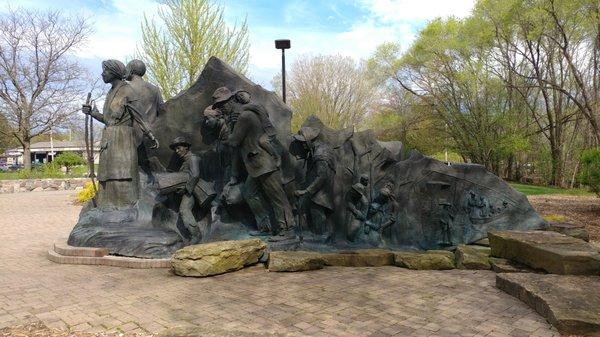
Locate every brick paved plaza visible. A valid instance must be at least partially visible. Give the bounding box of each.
[0,191,560,336]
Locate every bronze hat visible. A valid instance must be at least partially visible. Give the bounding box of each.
[169,136,191,150]
[212,87,234,104]
[292,126,321,143]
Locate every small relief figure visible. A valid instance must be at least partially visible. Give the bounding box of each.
[214,87,295,238]
[438,201,455,246]
[82,59,159,208]
[480,196,491,218]
[364,181,398,246]
[465,190,494,224]
[291,126,336,243]
[203,105,229,141]
[169,137,215,244]
[346,174,369,242]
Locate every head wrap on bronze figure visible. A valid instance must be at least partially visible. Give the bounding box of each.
[102,59,127,80]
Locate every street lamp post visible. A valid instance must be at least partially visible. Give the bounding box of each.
[275,39,291,103]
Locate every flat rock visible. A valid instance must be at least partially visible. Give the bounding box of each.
[489,230,600,275]
[489,257,540,274]
[472,238,490,246]
[455,245,490,270]
[394,250,455,270]
[320,249,394,267]
[466,244,491,256]
[268,251,324,272]
[171,239,266,277]
[547,222,590,242]
[497,273,600,336]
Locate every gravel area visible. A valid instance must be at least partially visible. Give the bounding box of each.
[528,195,600,243]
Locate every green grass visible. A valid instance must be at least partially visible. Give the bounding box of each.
[0,165,88,180]
[509,182,594,196]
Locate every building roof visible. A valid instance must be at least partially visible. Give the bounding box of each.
[8,141,100,153]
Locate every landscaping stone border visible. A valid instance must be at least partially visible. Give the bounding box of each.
[0,178,87,194]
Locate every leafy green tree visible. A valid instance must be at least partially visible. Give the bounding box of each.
[580,148,600,197]
[368,19,529,174]
[53,152,85,173]
[474,0,599,186]
[0,114,17,153]
[137,0,250,99]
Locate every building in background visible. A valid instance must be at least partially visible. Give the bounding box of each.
[3,141,99,167]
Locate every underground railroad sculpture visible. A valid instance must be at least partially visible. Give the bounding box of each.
[68,57,546,258]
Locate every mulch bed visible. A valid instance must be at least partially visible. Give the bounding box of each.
[528,195,600,243]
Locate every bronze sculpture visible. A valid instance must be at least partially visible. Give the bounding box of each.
[291,126,335,242]
[68,57,547,258]
[81,59,158,208]
[215,87,295,238]
[346,174,369,242]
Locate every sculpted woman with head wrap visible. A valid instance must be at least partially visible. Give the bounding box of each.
[82,59,159,208]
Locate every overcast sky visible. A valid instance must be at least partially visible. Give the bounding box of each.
[4,0,476,89]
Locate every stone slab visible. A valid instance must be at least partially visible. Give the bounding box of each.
[171,239,266,277]
[53,241,108,257]
[267,251,324,272]
[472,238,490,246]
[455,245,490,270]
[394,250,455,270]
[497,273,600,336]
[547,222,590,242]
[47,249,170,268]
[489,257,541,274]
[466,244,491,255]
[489,230,600,275]
[319,249,394,267]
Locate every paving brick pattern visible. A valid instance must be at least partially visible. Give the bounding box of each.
[0,191,560,336]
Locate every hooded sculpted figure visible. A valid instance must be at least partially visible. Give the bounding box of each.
[82,59,159,208]
[125,59,164,182]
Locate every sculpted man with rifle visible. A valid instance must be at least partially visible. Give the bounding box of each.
[82,59,159,208]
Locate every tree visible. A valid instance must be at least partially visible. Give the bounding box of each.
[369,20,529,174]
[0,114,17,153]
[0,8,92,170]
[276,54,378,132]
[580,148,600,196]
[53,152,85,173]
[137,0,250,99]
[475,0,600,185]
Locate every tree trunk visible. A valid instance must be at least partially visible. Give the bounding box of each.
[506,154,514,181]
[22,140,31,170]
[550,144,564,187]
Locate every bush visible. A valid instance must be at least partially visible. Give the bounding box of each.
[580,148,600,197]
[53,152,86,173]
[16,162,62,179]
[77,181,98,204]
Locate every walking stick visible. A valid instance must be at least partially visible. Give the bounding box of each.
[83,93,98,207]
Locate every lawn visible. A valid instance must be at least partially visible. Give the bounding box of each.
[510,182,595,196]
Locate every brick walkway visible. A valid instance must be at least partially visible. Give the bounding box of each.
[0,191,560,336]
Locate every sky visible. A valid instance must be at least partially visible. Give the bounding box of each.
[3,0,476,89]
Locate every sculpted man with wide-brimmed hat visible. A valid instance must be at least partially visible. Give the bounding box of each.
[212,86,295,238]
